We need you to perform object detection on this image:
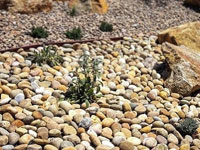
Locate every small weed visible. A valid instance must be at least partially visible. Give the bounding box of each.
[69,7,77,16]
[65,51,103,107]
[65,27,83,40]
[178,118,198,136]
[28,45,64,67]
[30,26,48,38]
[99,21,113,32]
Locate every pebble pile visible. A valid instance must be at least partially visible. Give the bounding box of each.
[1,0,200,49]
[0,36,200,150]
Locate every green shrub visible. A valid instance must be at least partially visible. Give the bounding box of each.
[69,7,77,16]
[65,52,103,107]
[30,26,48,38]
[99,21,113,32]
[178,118,198,136]
[65,27,83,40]
[28,45,64,67]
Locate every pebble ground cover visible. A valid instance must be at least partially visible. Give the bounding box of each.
[1,0,200,150]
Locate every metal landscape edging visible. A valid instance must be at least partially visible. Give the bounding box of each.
[0,37,123,52]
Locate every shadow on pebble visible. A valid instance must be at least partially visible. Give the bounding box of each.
[183,3,200,13]
[153,61,171,80]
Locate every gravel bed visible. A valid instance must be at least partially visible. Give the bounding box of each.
[0,0,200,50]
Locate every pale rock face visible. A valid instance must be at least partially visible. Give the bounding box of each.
[161,42,200,96]
[1,0,53,13]
[158,22,200,53]
[68,0,108,14]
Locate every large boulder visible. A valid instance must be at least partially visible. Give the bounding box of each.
[162,42,200,96]
[68,0,108,14]
[184,0,200,7]
[1,0,53,13]
[158,22,200,53]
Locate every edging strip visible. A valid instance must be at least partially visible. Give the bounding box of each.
[0,37,123,52]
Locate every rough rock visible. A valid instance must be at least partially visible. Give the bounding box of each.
[4,0,53,13]
[162,42,200,96]
[158,22,200,52]
[68,0,108,14]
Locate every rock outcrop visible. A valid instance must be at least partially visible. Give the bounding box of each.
[68,0,108,14]
[184,0,200,7]
[0,0,53,13]
[158,22,200,53]
[162,42,200,96]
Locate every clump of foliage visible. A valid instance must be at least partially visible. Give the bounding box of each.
[29,45,64,67]
[69,7,77,16]
[178,118,198,136]
[99,21,113,32]
[65,52,103,107]
[65,27,83,40]
[30,26,48,38]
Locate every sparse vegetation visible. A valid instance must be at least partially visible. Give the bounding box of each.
[30,26,48,38]
[28,45,64,67]
[99,21,113,32]
[65,27,83,40]
[69,7,77,16]
[65,51,103,107]
[178,118,198,136]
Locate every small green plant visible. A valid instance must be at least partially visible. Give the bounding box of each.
[99,21,113,32]
[29,45,64,67]
[65,52,103,107]
[178,118,198,136]
[65,27,83,40]
[30,26,48,38]
[69,7,77,16]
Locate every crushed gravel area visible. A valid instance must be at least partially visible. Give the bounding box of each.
[0,0,200,49]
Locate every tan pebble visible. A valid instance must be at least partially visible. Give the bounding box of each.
[96,111,106,120]
[11,120,24,128]
[171,93,180,99]
[77,127,85,134]
[111,122,121,134]
[123,102,132,111]
[124,111,137,119]
[19,134,34,144]
[63,125,77,135]
[121,128,131,138]
[140,126,151,133]
[96,145,113,150]
[160,109,170,116]
[122,123,130,129]
[32,111,43,119]
[116,84,125,90]
[119,141,136,150]
[91,115,101,124]
[44,144,58,150]
[159,115,169,123]
[3,112,14,122]
[144,86,151,92]
[147,133,156,138]
[159,91,168,99]
[111,51,119,57]
[145,117,154,124]
[18,72,29,78]
[62,147,76,150]
[102,118,114,127]
[58,85,67,92]
[89,133,101,146]
[14,144,28,150]
[102,127,113,139]
[1,85,11,95]
[177,111,185,119]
